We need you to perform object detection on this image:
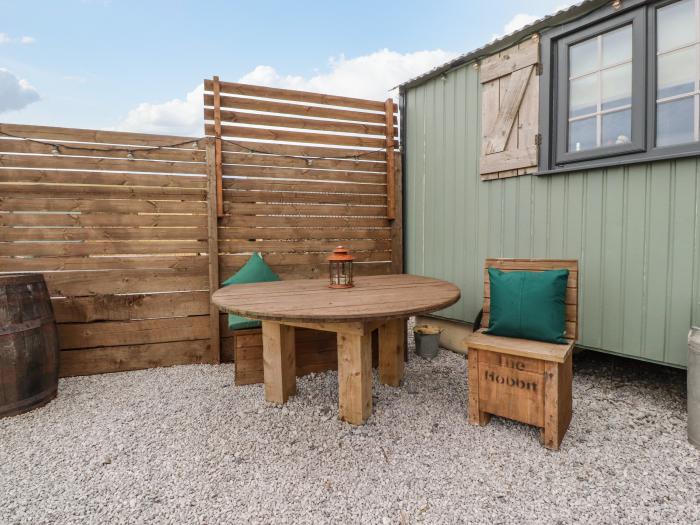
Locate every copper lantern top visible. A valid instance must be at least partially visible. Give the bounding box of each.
[327,246,354,263]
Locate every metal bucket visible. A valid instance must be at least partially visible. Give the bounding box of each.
[414,325,441,359]
[689,327,700,450]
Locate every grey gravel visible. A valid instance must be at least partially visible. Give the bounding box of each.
[1,343,698,524]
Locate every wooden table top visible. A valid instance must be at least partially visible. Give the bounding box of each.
[212,274,461,323]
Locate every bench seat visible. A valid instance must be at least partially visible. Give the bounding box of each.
[466,329,573,364]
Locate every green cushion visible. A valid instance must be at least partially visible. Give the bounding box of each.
[485,268,569,344]
[222,253,280,331]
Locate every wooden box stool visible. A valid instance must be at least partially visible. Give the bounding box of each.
[463,259,578,450]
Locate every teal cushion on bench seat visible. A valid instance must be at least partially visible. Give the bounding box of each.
[486,267,569,344]
[222,253,280,331]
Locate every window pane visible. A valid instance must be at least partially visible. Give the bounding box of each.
[656,97,695,146]
[570,74,598,117]
[601,109,631,147]
[657,46,697,99]
[570,37,598,77]
[602,63,632,111]
[569,117,597,152]
[602,25,632,67]
[658,0,696,53]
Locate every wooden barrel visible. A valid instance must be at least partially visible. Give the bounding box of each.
[0,274,58,418]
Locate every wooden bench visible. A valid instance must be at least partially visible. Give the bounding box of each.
[463,258,578,450]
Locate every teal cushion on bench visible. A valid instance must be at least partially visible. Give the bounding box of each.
[486,267,569,344]
[222,253,280,331]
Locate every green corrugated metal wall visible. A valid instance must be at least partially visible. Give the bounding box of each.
[404,63,700,368]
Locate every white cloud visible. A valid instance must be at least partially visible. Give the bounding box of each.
[0,69,40,113]
[0,33,36,44]
[491,13,539,41]
[20,36,35,44]
[115,48,456,136]
[0,33,10,44]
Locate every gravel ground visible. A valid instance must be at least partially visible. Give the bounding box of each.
[1,341,698,524]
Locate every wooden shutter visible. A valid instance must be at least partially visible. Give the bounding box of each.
[480,37,540,180]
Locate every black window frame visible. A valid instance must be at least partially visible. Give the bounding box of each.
[539,0,700,174]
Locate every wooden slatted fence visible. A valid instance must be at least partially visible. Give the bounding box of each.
[0,82,402,376]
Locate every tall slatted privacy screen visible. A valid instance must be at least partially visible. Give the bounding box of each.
[0,124,217,376]
[203,79,402,283]
[480,37,540,180]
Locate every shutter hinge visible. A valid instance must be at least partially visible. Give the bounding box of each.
[535,133,542,146]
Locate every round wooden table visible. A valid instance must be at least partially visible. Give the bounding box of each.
[212,274,460,425]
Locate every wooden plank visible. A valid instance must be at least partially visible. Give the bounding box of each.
[225,190,386,205]
[52,291,210,323]
[219,251,390,268]
[468,348,490,425]
[391,151,403,273]
[0,123,200,148]
[206,138,221,363]
[206,108,396,137]
[0,183,207,201]
[0,227,208,242]
[378,318,405,386]
[57,316,210,349]
[0,197,207,214]
[384,98,396,220]
[224,178,386,195]
[204,93,396,124]
[222,152,386,174]
[207,124,386,149]
[0,213,206,228]
[222,165,385,184]
[542,361,560,450]
[0,153,207,175]
[218,239,391,254]
[484,258,579,271]
[212,76,224,217]
[480,37,539,83]
[0,138,206,163]
[203,80,395,112]
[225,202,387,217]
[220,215,390,228]
[0,255,207,272]
[0,168,206,188]
[0,240,208,257]
[337,330,372,425]
[220,140,387,162]
[218,226,391,240]
[59,339,211,377]
[262,321,296,403]
[40,269,208,296]
[219,261,393,281]
[465,331,573,364]
[478,361,545,427]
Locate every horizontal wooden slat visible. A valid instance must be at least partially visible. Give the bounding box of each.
[1,227,208,242]
[220,140,387,162]
[204,80,396,112]
[52,291,210,323]
[208,123,386,149]
[59,339,212,377]
[483,268,579,289]
[0,183,207,201]
[0,240,208,256]
[226,190,386,205]
[0,138,206,162]
[0,255,206,272]
[485,259,579,271]
[41,269,208,296]
[225,202,386,217]
[0,123,201,148]
[222,151,386,173]
[0,197,207,214]
[218,226,390,240]
[0,168,206,188]
[205,108,396,137]
[204,93,396,124]
[0,213,207,228]
[222,166,385,184]
[0,153,206,175]
[57,316,210,349]
[218,238,391,253]
[219,215,389,228]
[225,178,386,195]
[220,261,393,280]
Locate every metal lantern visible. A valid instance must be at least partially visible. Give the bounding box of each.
[328,246,354,288]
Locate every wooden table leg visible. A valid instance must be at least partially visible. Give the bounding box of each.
[378,318,405,386]
[337,330,372,425]
[262,321,296,404]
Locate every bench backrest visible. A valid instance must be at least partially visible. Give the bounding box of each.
[482,258,579,342]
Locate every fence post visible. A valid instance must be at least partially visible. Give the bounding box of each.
[384,98,396,220]
[205,138,221,363]
[390,151,403,275]
[212,76,224,218]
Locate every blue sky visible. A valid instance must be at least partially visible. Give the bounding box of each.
[0,0,572,136]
